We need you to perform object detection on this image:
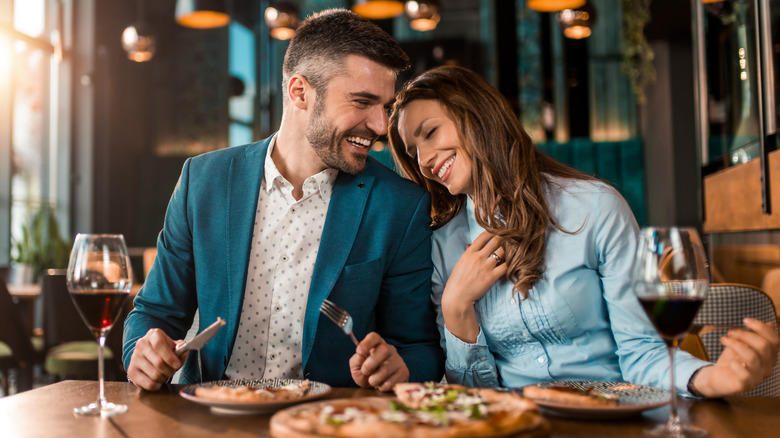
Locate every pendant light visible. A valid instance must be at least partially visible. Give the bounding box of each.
[351,0,405,20]
[557,1,596,39]
[405,0,440,32]
[264,2,300,40]
[175,0,230,29]
[527,0,585,13]
[122,0,156,62]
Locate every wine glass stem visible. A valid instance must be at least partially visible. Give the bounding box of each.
[667,345,682,432]
[97,334,107,408]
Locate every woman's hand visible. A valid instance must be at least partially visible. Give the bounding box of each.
[691,318,779,398]
[441,231,508,343]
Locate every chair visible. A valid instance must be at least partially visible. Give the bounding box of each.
[0,281,37,395]
[40,270,127,381]
[691,283,780,397]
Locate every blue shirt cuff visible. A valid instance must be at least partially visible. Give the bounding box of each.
[443,326,494,370]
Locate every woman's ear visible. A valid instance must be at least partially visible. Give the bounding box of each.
[287,74,312,110]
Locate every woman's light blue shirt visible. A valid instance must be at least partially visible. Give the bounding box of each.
[432,176,709,394]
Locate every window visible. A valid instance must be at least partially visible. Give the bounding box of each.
[1,0,69,273]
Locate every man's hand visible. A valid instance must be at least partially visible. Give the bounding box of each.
[127,328,187,391]
[349,332,410,392]
[692,318,779,398]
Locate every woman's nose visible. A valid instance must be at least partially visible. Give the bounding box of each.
[417,149,436,173]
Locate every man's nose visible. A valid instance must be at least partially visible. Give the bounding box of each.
[366,105,388,136]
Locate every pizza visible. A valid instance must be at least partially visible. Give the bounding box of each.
[523,384,619,406]
[269,382,547,438]
[194,379,311,402]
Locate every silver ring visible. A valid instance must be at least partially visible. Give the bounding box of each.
[490,252,503,264]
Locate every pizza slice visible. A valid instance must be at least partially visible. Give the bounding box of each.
[270,382,546,438]
[194,379,311,402]
[523,383,619,406]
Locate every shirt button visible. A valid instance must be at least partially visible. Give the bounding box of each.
[479,356,486,362]
[537,356,546,364]
[281,255,288,262]
[275,305,282,312]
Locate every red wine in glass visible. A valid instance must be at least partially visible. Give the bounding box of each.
[70,289,130,337]
[639,296,705,347]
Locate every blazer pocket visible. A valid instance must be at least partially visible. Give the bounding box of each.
[340,258,382,284]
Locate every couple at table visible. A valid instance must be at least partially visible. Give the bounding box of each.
[123,9,779,399]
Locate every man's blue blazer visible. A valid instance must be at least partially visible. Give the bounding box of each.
[122,137,444,386]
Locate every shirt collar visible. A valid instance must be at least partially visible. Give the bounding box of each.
[263,136,338,198]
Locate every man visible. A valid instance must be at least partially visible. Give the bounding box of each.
[123,9,443,391]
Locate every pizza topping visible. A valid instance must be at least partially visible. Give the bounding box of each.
[320,405,380,425]
[194,379,311,402]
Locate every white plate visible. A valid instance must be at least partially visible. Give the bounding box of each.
[180,378,332,415]
[520,381,670,419]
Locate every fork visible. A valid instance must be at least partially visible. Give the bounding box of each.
[320,299,360,346]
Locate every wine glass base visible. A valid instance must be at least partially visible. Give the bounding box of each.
[644,423,707,437]
[74,401,128,417]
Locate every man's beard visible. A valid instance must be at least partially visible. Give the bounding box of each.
[305,97,369,175]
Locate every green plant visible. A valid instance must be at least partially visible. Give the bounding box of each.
[11,205,71,282]
[621,0,656,104]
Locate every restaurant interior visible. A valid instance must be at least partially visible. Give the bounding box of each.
[1,0,780,411]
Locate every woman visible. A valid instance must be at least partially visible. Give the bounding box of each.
[388,65,778,398]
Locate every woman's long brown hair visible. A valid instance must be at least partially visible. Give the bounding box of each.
[388,66,595,298]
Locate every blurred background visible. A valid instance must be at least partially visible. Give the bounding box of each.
[2,0,780,310]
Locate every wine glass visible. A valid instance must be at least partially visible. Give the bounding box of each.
[632,226,709,437]
[66,233,133,416]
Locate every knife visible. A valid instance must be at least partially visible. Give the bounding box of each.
[175,317,226,355]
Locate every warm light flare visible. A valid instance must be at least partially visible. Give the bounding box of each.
[0,35,11,82]
[14,0,45,37]
[176,11,230,28]
[351,0,405,20]
[527,0,585,13]
[405,0,440,32]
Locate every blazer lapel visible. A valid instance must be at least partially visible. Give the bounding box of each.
[301,169,375,367]
[224,139,269,349]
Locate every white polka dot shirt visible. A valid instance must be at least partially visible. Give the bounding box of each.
[225,140,337,380]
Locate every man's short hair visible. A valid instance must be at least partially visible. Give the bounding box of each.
[281,9,409,105]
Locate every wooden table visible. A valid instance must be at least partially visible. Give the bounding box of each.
[1,381,779,437]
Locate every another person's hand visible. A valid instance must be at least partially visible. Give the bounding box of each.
[349,332,409,392]
[691,318,779,398]
[127,328,187,391]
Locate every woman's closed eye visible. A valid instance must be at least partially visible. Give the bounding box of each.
[425,127,437,139]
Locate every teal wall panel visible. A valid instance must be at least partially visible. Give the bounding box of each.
[538,138,646,226]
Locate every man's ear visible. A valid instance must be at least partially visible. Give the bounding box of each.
[287,74,312,110]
